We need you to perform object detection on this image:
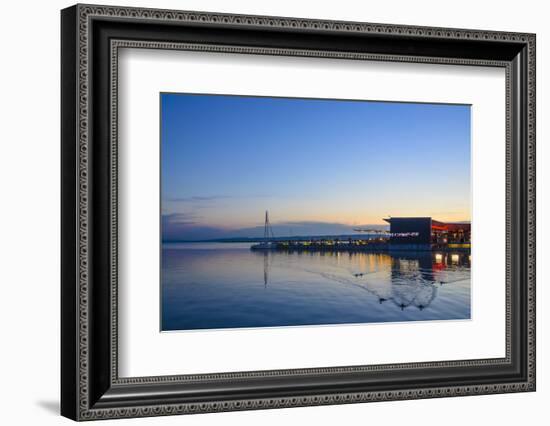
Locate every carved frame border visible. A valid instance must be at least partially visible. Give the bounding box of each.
[62,3,536,421]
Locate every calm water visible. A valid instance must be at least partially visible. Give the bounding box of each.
[161,243,471,331]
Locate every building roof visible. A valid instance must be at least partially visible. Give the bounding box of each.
[383,217,431,223]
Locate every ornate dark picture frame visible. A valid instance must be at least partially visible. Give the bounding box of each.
[61,4,536,421]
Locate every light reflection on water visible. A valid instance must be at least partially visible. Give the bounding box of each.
[161,243,471,331]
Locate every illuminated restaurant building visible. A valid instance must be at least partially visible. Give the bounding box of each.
[383,217,471,251]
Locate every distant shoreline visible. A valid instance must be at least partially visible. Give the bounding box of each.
[163,234,385,244]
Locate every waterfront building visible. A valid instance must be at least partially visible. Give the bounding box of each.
[383,217,470,251]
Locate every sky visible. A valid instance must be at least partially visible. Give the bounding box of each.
[161,93,471,241]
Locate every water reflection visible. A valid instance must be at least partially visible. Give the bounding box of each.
[262,251,273,287]
[162,243,471,331]
[255,250,469,312]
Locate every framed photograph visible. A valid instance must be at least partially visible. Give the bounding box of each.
[61,4,536,421]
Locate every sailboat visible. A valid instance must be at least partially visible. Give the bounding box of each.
[250,211,278,251]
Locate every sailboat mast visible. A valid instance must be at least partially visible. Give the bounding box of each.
[264,210,274,241]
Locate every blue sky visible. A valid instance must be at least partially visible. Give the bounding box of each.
[161,93,471,241]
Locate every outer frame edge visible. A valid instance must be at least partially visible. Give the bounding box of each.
[61,4,80,422]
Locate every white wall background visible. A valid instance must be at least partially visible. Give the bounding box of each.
[0,0,546,424]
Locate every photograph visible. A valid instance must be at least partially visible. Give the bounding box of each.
[160,93,472,331]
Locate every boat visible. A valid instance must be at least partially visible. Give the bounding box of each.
[250,211,279,251]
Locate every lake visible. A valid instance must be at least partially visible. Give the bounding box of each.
[161,242,471,331]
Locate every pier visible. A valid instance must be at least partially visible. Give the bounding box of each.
[252,239,389,252]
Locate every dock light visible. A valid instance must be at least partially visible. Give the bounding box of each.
[435,253,443,263]
[451,254,460,263]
